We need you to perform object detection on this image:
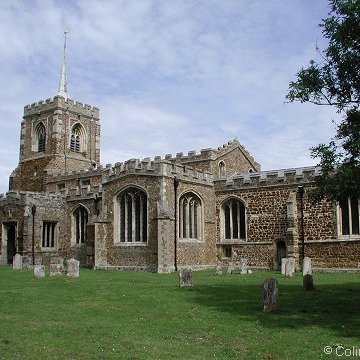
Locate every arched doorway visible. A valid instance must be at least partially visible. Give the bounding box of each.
[276,241,287,270]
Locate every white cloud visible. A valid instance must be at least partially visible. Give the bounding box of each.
[0,0,338,193]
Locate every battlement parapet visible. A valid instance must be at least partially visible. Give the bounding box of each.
[24,96,99,118]
[102,157,213,185]
[0,190,64,204]
[220,166,321,188]
[46,166,103,183]
[152,139,259,168]
[59,184,102,199]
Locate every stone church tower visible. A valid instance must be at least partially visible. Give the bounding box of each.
[9,32,100,192]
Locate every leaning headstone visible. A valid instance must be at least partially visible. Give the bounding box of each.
[50,264,63,277]
[262,278,278,312]
[12,254,23,270]
[215,266,223,275]
[285,258,295,277]
[179,268,193,287]
[67,258,80,278]
[239,258,248,274]
[281,258,288,275]
[302,257,312,276]
[33,265,45,279]
[303,274,315,291]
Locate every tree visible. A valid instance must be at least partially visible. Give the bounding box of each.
[286,0,360,201]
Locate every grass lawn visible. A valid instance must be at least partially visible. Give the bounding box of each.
[0,267,359,360]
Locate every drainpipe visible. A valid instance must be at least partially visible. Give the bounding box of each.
[173,177,180,272]
[31,204,37,266]
[298,185,305,266]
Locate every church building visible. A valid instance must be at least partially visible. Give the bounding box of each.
[1,34,359,273]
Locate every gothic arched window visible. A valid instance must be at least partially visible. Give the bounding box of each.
[73,206,88,244]
[339,197,360,236]
[221,198,246,240]
[118,187,147,243]
[35,123,46,152]
[179,192,202,240]
[70,123,86,153]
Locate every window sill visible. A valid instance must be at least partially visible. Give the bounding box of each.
[219,240,247,245]
[114,242,148,247]
[178,238,204,244]
[41,248,57,252]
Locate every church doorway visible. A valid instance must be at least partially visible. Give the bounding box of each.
[3,222,17,264]
[275,241,287,270]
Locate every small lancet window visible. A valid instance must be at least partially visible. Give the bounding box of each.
[219,161,226,178]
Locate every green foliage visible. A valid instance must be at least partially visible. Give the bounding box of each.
[1,267,360,360]
[287,0,360,110]
[287,0,360,201]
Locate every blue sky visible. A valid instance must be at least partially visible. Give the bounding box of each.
[0,0,340,193]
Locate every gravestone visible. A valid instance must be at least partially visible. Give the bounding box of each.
[50,264,63,277]
[179,269,193,287]
[262,278,278,312]
[215,266,223,275]
[302,257,312,276]
[285,257,295,277]
[303,274,315,291]
[67,258,80,278]
[239,258,248,274]
[281,258,288,275]
[12,254,23,270]
[33,265,45,279]
[227,263,235,275]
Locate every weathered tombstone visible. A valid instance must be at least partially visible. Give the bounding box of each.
[227,262,235,275]
[215,266,223,275]
[67,258,80,278]
[281,258,288,275]
[239,258,248,274]
[303,274,315,291]
[12,254,23,270]
[247,269,253,274]
[262,278,278,312]
[50,264,63,277]
[302,257,312,276]
[179,268,193,287]
[285,257,295,277]
[33,265,45,279]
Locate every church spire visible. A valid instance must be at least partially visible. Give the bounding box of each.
[57,30,69,100]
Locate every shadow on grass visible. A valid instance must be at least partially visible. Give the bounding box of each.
[189,276,360,338]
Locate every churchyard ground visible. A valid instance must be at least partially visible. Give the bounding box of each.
[0,267,359,359]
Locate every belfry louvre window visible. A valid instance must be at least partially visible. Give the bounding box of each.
[118,188,147,243]
[179,192,202,240]
[339,197,360,236]
[74,206,88,244]
[222,198,246,240]
[70,123,85,152]
[42,221,57,248]
[35,123,46,152]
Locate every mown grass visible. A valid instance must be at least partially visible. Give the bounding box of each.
[0,267,359,360]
